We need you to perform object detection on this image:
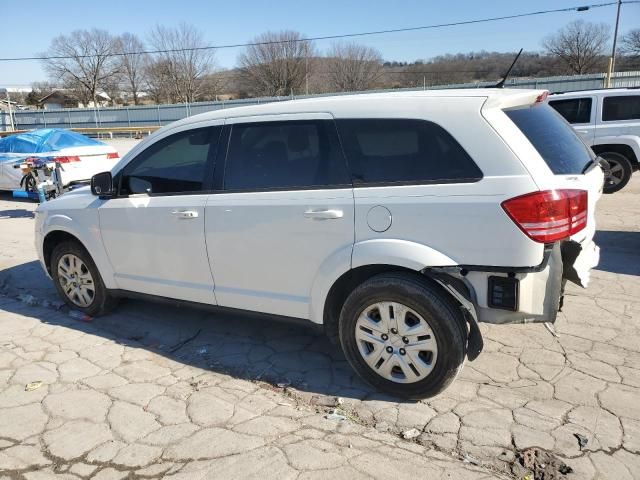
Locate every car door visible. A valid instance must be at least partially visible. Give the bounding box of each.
[205,114,355,319]
[98,123,223,304]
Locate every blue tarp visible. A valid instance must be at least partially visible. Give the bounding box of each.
[0,128,104,154]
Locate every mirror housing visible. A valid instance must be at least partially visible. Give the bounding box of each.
[91,171,114,198]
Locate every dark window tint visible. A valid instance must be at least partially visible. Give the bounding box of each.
[505,104,593,175]
[224,120,349,190]
[549,98,592,124]
[602,95,640,121]
[121,126,220,195]
[336,119,482,185]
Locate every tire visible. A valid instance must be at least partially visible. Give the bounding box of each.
[600,151,633,194]
[50,240,118,316]
[338,272,467,399]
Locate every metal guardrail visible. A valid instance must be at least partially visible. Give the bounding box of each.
[2,70,639,132]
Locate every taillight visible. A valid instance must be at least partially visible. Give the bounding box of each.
[106,152,119,159]
[53,156,80,163]
[501,189,588,243]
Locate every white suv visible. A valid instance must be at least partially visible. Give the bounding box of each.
[34,89,603,398]
[549,88,640,193]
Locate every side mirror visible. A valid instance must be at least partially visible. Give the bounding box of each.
[91,171,114,197]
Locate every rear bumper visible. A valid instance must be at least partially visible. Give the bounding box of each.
[438,238,598,325]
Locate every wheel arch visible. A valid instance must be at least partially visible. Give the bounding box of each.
[41,224,117,289]
[43,230,87,276]
[592,140,639,168]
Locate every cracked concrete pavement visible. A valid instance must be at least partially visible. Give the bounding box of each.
[0,173,639,479]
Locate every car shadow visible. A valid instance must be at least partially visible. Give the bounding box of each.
[0,191,37,219]
[0,260,400,403]
[0,208,35,219]
[594,230,640,276]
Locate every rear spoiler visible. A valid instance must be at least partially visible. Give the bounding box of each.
[483,90,549,110]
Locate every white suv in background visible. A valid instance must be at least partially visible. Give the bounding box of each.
[549,88,640,193]
[34,89,603,398]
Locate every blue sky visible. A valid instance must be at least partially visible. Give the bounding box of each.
[1,0,638,86]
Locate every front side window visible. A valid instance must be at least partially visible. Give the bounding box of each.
[224,120,350,191]
[548,98,592,124]
[602,95,640,121]
[336,119,482,185]
[120,126,221,195]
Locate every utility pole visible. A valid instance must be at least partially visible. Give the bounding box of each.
[607,0,623,88]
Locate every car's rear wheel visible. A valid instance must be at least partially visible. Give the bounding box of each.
[600,151,632,194]
[339,272,466,399]
[51,241,117,316]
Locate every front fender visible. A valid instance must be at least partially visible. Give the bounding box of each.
[41,211,117,289]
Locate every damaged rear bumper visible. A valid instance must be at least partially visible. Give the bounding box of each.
[429,238,599,326]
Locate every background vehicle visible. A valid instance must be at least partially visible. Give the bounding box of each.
[35,89,602,398]
[548,88,640,193]
[0,128,120,192]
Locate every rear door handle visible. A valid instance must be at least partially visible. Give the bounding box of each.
[172,210,199,219]
[303,209,344,220]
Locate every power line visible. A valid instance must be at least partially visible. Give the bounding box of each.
[0,2,635,63]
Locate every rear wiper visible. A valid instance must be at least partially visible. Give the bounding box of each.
[582,156,609,174]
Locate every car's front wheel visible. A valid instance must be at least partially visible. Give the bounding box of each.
[339,272,466,399]
[51,241,117,316]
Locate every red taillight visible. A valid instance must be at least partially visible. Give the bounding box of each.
[106,152,119,159]
[53,155,80,163]
[501,189,588,243]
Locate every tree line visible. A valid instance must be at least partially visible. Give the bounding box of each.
[25,20,640,107]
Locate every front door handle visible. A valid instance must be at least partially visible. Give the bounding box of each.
[303,209,344,220]
[172,210,199,219]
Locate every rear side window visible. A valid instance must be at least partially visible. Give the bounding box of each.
[505,105,594,175]
[336,119,482,185]
[548,98,592,124]
[121,126,221,195]
[224,120,350,191]
[602,95,640,121]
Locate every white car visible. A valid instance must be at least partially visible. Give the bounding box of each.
[34,89,603,398]
[0,128,120,191]
[548,88,640,193]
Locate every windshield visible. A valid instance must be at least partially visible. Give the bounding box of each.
[505,104,594,175]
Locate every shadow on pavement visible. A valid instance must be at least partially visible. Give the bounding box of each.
[0,260,397,403]
[594,230,640,277]
[0,192,37,219]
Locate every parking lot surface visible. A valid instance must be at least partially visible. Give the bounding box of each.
[0,176,639,479]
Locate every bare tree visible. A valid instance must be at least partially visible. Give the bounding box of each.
[144,59,174,104]
[326,42,383,92]
[117,33,147,105]
[543,21,610,74]
[621,29,640,57]
[41,29,121,107]
[147,23,214,103]
[238,31,314,97]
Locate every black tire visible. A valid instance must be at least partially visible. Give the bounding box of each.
[600,151,633,194]
[50,240,118,316]
[338,272,467,399]
[24,173,37,193]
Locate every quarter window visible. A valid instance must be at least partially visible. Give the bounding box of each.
[120,126,221,195]
[548,98,592,124]
[602,95,640,121]
[224,120,350,190]
[336,119,482,185]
